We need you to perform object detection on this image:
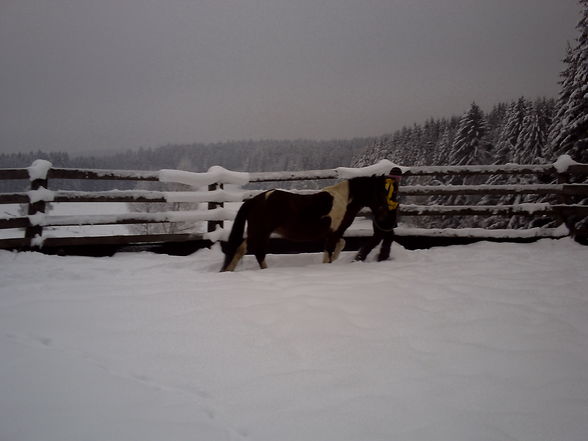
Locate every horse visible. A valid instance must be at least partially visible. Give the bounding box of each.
[220,175,392,271]
[355,168,402,262]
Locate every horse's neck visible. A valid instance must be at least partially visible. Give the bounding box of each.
[322,181,350,204]
[346,178,375,208]
[323,179,375,210]
[323,180,347,193]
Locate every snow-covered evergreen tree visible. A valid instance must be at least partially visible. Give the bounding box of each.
[548,1,588,163]
[547,0,588,237]
[448,103,491,168]
[434,124,454,166]
[516,101,549,164]
[495,98,528,164]
[486,102,508,145]
[352,137,389,168]
[547,44,576,160]
[442,103,491,226]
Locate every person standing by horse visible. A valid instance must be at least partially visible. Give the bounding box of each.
[355,167,403,262]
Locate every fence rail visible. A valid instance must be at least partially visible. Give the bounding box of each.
[3,162,588,182]
[1,158,587,253]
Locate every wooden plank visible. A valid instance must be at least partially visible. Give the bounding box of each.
[247,164,560,181]
[553,205,588,217]
[0,237,29,248]
[242,162,588,182]
[0,169,29,180]
[397,204,583,216]
[567,164,588,175]
[41,233,205,247]
[0,191,167,204]
[3,162,588,186]
[404,164,554,177]
[249,169,338,182]
[53,192,167,203]
[0,217,29,229]
[0,226,569,252]
[0,193,28,203]
[0,233,206,250]
[1,183,584,205]
[1,167,160,182]
[2,204,584,231]
[401,184,566,196]
[22,208,230,227]
[48,168,160,181]
[404,204,587,216]
[562,184,588,196]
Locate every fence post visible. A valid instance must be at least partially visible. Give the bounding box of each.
[556,166,587,243]
[25,162,50,244]
[207,183,224,233]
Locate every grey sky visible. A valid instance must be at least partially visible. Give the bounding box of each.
[0,0,580,154]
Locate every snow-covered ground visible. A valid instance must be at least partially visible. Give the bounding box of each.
[1,239,587,441]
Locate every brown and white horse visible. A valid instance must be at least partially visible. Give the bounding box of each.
[220,176,391,271]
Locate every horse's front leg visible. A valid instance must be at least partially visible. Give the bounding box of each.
[322,206,359,263]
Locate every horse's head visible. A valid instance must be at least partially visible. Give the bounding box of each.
[369,176,392,221]
[360,168,402,225]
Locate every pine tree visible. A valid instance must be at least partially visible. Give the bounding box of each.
[547,44,576,160]
[548,0,588,163]
[516,101,549,164]
[443,103,491,227]
[495,98,528,164]
[434,124,454,166]
[449,102,490,167]
[486,102,508,144]
[567,0,588,164]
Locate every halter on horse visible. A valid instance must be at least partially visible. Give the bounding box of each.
[220,175,391,271]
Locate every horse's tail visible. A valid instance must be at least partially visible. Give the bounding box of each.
[220,198,253,272]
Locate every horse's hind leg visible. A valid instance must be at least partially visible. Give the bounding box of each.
[247,228,271,270]
[222,239,247,272]
[250,239,268,269]
[255,253,268,269]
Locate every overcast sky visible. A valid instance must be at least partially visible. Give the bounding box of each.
[0,0,580,154]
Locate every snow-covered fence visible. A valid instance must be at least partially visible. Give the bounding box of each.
[0,158,587,253]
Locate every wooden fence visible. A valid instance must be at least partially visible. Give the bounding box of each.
[1,159,587,255]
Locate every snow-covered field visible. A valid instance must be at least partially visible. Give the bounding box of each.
[1,239,587,441]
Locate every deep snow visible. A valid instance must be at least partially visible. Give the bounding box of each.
[1,239,587,441]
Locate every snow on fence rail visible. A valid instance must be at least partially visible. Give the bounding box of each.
[0,158,587,251]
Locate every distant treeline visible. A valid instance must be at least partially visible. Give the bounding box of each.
[352,97,560,229]
[0,138,371,192]
[353,97,556,170]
